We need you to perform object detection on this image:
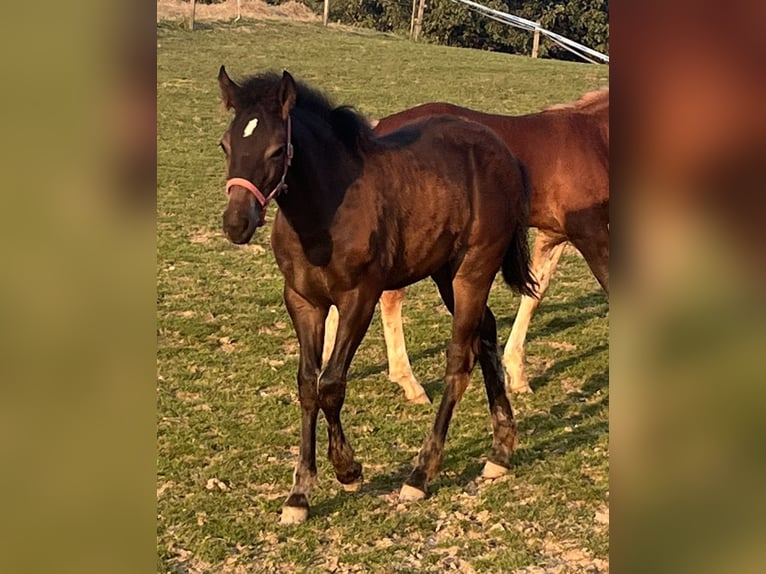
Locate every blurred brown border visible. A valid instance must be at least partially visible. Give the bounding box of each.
[611,2,766,573]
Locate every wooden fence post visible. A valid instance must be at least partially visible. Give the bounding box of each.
[413,0,426,42]
[189,0,196,31]
[409,0,417,40]
[324,0,329,25]
[531,23,540,58]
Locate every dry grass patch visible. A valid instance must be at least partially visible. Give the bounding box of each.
[157,0,320,23]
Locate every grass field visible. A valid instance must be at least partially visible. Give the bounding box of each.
[158,18,609,574]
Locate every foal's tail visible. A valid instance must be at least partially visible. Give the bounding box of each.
[501,164,538,298]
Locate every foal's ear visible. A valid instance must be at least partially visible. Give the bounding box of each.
[218,65,241,111]
[278,70,297,119]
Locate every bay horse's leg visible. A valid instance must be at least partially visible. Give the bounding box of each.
[281,286,328,525]
[320,288,379,490]
[380,289,429,404]
[400,268,493,501]
[322,305,339,368]
[503,230,566,393]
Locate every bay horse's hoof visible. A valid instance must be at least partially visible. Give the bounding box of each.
[408,392,431,405]
[482,460,509,479]
[341,478,363,492]
[393,374,430,405]
[280,505,309,525]
[509,383,533,394]
[398,483,426,502]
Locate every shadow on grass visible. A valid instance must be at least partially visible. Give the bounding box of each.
[528,342,608,393]
[307,460,414,518]
[437,363,607,487]
[421,378,445,403]
[514,369,608,466]
[308,458,489,517]
[314,330,607,506]
[349,343,445,381]
[304,366,607,515]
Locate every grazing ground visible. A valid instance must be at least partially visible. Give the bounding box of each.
[157,18,609,574]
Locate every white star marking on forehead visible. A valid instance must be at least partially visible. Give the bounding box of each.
[243,118,259,137]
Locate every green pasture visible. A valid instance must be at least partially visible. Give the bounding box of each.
[158,18,609,574]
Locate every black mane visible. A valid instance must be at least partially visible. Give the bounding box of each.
[236,71,378,155]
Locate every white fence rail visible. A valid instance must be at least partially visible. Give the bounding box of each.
[450,0,609,64]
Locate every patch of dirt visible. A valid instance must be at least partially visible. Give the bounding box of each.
[544,340,578,351]
[189,229,219,244]
[157,0,320,24]
[157,480,174,498]
[218,336,238,353]
[512,535,609,574]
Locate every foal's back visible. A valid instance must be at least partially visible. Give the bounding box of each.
[302,115,527,293]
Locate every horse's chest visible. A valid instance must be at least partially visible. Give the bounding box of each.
[272,234,374,303]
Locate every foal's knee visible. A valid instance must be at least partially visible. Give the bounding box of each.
[446,342,473,374]
[297,369,320,402]
[317,373,346,413]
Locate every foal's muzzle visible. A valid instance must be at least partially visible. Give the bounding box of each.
[222,188,260,244]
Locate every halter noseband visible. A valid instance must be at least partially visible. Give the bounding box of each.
[225,114,294,227]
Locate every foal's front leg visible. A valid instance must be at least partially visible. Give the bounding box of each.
[320,289,379,490]
[281,287,327,525]
[324,291,428,405]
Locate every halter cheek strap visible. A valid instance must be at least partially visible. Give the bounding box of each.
[225,115,294,227]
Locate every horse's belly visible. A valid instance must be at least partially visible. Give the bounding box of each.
[382,228,462,288]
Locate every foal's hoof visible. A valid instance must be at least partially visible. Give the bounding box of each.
[337,462,363,491]
[482,460,509,479]
[341,478,363,492]
[510,384,533,394]
[398,483,426,502]
[280,505,309,525]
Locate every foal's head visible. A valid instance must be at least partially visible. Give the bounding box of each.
[218,66,296,244]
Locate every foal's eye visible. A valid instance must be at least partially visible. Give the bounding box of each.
[268,146,285,160]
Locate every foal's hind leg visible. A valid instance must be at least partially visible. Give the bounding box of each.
[281,286,327,524]
[320,288,379,491]
[503,230,566,393]
[477,306,519,479]
[380,289,429,404]
[400,269,497,501]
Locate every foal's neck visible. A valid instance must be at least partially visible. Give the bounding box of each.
[276,112,363,236]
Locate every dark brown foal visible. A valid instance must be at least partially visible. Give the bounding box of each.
[217,68,535,523]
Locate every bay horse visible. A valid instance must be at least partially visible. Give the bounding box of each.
[323,91,609,399]
[217,67,536,523]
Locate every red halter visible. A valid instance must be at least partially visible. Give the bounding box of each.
[225,114,294,226]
